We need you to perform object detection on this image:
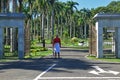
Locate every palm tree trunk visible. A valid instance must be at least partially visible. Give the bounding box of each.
[42,13,45,48]
[69,16,73,38]
[84,23,87,39]
[1,0,6,12]
[39,16,42,42]
[36,21,39,40]
[60,17,63,38]
[73,21,75,37]
[46,14,49,39]
[51,9,54,41]
[80,26,84,38]
[57,16,59,35]
[18,0,23,12]
[70,21,72,38]
[25,19,30,55]
[33,20,36,39]
[49,0,56,39]
[42,13,45,39]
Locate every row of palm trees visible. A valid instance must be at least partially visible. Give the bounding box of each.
[22,0,91,40]
[0,0,92,55]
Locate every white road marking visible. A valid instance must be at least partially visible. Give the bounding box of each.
[33,64,56,80]
[38,77,120,79]
[89,66,120,75]
[108,70,120,75]
[92,66,106,73]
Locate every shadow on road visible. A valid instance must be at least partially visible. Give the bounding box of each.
[0,57,92,74]
[0,47,118,74]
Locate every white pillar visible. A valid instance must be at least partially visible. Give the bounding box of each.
[10,28,13,52]
[0,27,4,58]
[115,27,120,58]
[112,32,115,53]
[96,21,103,58]
[18,26,24,59]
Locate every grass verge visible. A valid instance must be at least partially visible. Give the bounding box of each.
[25,50,52,59]
[0,50,52,62]
[87,55,120,63]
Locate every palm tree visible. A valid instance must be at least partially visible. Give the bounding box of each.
[72,12,79,37]
[80,8,91,39]
[33,0,51,47]
[53,1,64,36]
[78,17,84,38]
[65,1,79,38]
[0,0,9,12]
[18,0,23,12]
[49,0,56,41]
[23,0,34,55]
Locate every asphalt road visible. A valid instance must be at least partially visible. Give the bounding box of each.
[0,47,120,80]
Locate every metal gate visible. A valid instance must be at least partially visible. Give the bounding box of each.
[103,28,116,58]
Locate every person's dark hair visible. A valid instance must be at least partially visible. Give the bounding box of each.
[56,35,58,37]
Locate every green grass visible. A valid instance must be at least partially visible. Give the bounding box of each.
[61,38,89,49]
[25,50,52,59]
[0,57,19,62]
[63,43,89,49]
[87,55,120,63]
[0,50,52,62]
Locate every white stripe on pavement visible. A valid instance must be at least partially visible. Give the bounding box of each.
[33,64,56,80]
[38,77,120,79]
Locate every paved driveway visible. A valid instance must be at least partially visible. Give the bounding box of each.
[0,47,120,80]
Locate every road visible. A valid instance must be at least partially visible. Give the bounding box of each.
[0,47,120,80]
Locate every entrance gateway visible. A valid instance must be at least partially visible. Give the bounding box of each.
[94,13,120,58]
[0,13,25,59]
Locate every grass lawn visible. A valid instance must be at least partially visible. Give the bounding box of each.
[0,50,52,62]
[87,55,120,63]
[0,57,19,62]
[25,50,52,59]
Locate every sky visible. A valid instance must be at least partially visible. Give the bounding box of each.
[59,0,115,10]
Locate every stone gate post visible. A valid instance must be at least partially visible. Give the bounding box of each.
[96,21,103,58]
[0,27,4,58]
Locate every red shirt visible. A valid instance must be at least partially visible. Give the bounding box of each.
[53,37,61,47]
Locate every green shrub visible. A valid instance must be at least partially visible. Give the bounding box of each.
[71,37,79,43]
[30,49,37,53]
[40,47,48,51]
[31,40,38,45]
[4,45,10,49]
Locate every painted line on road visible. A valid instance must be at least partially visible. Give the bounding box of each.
[38,77,120,79]
[33,64,56,80]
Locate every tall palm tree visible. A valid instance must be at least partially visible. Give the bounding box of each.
[18,0,23,12]
[80,8,91,39]
[78,17,84,38]
[1,0,9,12]
[53,1,64,36]
[23,0,34,55]
[33,0,51,47]
[65,1,79,38]
[49,0,56,41]
[23,0,34,41]
[72,12,79,37]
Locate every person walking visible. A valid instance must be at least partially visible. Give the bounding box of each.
[53,35,61,58]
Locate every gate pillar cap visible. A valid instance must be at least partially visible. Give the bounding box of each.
[0,13,25,19]
[94,13,120,20]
